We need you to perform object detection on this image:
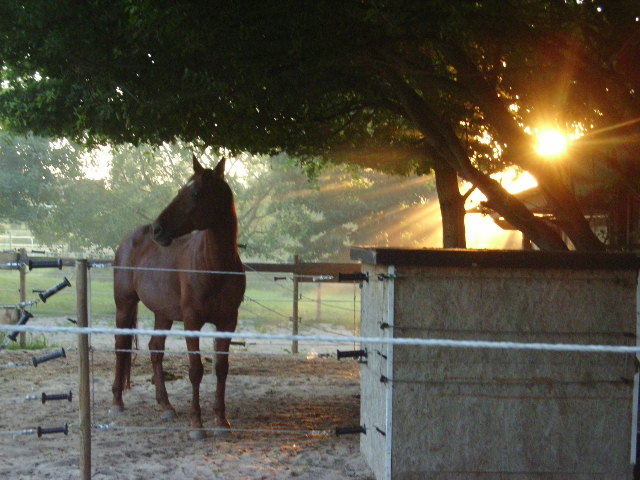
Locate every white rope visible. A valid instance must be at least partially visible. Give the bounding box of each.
[111,265,246,276]
[108,264,332,281]
[89,347,321,358]
[0,428,38,436]
[92,423,331,436]
[0,361,32,369]
[0,395,40,403]
[0,423,329,438]
[0,324,638,354]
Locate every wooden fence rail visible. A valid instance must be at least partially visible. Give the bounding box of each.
[2,252,361,281]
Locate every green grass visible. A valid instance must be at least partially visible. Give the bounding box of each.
[0,267,361,335]
[4,333,55,350]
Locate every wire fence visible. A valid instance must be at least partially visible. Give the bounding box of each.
[0,257,638,480]
[0,259,363,355]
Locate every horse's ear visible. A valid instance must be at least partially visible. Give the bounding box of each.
[192,154,205,174]
[212,157,226,179]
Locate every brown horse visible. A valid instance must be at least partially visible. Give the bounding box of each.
[110,155,246,440]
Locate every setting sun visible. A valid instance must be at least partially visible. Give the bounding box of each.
[535,129,568,157]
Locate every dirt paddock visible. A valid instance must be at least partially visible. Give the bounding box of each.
[0,347,374,479]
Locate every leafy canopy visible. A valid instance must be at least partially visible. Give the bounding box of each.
[2,1,639,250]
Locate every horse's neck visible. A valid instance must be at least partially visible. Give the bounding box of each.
[197,216,240,270]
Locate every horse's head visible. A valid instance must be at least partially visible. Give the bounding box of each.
[152,155,234,247]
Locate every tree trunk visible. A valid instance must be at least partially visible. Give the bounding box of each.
[443,46,605,251]
[456,163,569,251]
[433,158,466,248]
[384,69,569,251]
[533,171,606,251]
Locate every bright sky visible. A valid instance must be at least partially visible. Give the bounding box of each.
[81,146,112,180]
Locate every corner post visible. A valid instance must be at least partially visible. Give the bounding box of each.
[384,265,396,480]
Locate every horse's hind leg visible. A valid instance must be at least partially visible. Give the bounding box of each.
[110,299,137,414]
[150,315,176,420]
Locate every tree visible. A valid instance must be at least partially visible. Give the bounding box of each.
[0,135,437,260]
[1,1,637,250]
[0,133,83,227]
[235,153,437,261]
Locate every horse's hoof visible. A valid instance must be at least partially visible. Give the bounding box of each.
[160,410,177,421]
[108,405,124,415]
[189,429,207,440]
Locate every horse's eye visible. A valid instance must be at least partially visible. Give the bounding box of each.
[191,189,199,199]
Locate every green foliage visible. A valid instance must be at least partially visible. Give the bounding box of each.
[237,154,436,261]
[0,134,82,224]
[0,135,436,260]
[2,1,638,249]
[0,1,429,170]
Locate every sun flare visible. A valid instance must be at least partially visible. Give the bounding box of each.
[535,129,568,157]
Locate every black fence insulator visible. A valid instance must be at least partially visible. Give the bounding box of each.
[32,348,66,367]
[7,311,34,342]
[375,426,386,436]
[377,273,397,281]
[335,425,366,436]
[37,424,68,438]
[273,276,287,281]
[338,272,369,283]
[230,341,246,347]
[66,317,77,325]
[28,258,63,271]
[41,391,73,404]
[337,348,368,360]
[38,277,71,303]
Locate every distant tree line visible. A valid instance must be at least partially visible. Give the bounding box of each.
[0,134,436,261]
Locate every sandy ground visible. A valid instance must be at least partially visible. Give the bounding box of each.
[0,327,374,480]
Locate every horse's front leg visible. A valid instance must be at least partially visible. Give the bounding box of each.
[149,333,176,420]
[185,335,206,440]
[213,337,232,432]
